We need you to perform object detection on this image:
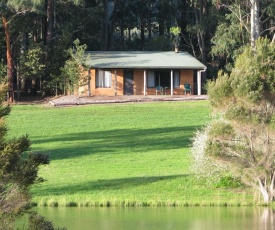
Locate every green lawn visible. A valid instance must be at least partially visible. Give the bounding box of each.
[7,101,253,207]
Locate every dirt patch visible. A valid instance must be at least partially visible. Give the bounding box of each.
[12,95,208,106]
[48,95,208,107]
[14,96,57,105]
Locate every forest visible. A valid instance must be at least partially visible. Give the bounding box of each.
[0,0,274,102]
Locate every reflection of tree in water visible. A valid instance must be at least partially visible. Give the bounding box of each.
[260,208,275,230]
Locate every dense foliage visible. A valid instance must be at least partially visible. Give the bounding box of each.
[0,84,50,228]
[192,38,275,203]
[0,0,274,100]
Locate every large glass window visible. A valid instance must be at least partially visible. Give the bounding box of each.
[173,71,180,87]
[96,70,112,88]
[147,71,155,88]
[147,70,180,88]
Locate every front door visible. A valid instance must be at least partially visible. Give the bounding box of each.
[124,70,134,95]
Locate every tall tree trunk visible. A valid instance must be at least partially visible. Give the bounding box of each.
[108,0,118,50]
[43,1,47,45]
[33,19,38,42]
[42,0,54,95]
[128,27,131,49]
[2,16,14,103]
[17,32,28,100]
[194,2,207,65]
[140,16,145,50]
[197,32,207,64]
[258,178,271,203]
[120,21,125,50]
[148,1,152,40]
[101,0,108,50]
[158,7,165,36]
[179,0,190,51]
[250,0,260,47]
[46,0,54,47]
[193,0,207,93]
[139,0,147,51]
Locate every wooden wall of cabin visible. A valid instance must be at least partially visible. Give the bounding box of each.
[79,69,123,96]
[79,68,195,96]
[180,69,194,95]
[115,69,124,96]
[134,70,144,95]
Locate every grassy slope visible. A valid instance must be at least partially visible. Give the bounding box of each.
[7,101,253,207]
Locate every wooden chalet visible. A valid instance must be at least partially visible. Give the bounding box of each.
[79,51,206,96]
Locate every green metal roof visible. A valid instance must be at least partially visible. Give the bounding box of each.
[84,51,206,70]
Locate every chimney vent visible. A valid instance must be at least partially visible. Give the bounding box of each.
[175,44,179,53]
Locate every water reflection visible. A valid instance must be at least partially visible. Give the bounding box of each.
[32,207,275,230]
[259,208,275,230]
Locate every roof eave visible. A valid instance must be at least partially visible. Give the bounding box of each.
[89,66,207,70]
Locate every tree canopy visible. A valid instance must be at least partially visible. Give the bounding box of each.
[0,0,274,99]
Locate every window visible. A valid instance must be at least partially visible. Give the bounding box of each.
[147,70,180,88]
[173,71,180,87]
[96,70,112,88]
[147,71,155,88]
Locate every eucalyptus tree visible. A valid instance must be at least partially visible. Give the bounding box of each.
[42,0,86,94]
[178,0,196,54]
[189,0,209,64]
[174,0,219,85]
[156,0,178,37]
[211,0,274,70]
[112,0,135,50]
[0,0,45,102]
[1,0,101,98]
[98,0,130,50]
[212,0,260,46]
[175,0,219,67]
[45,0,85,46]
[210,5,250,71]
[192,38,275,203]
[131,0,152,50]
[250,0,259,47]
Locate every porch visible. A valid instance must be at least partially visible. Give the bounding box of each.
[83,51,206,97]
[83,68,204,97]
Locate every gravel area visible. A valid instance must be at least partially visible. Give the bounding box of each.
[48,95,208,107]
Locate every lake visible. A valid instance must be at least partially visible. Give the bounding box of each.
[24,206,275,230]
